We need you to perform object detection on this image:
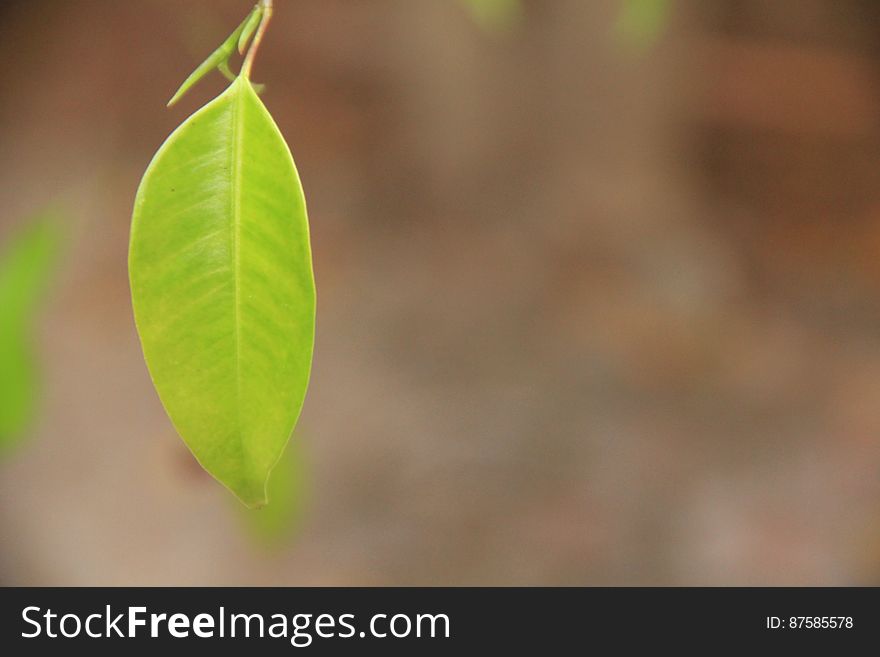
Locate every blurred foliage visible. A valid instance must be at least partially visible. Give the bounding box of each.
[0,213,62,453]
[238,435,309,547]
[459,0,523,33]
[615,0,672,50]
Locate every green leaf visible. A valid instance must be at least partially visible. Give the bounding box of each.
[459,0,523,33]
[167,4,263,107]
[0,214,61,452]
[129,76,315,508]
[239,433,309,545]
[615,0,672,51]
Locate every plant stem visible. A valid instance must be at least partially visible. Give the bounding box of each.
[241,0,273,79]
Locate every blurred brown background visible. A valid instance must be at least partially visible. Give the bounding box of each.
[2,0,880,585]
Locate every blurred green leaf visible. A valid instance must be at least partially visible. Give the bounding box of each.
[460,0,523,34]
[239,435,309,546]
[0,213,62,452]
[615,0,672,51]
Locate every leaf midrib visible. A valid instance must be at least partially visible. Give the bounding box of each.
[230,80,245,455]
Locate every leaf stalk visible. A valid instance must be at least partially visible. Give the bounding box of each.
[241,0,273,80]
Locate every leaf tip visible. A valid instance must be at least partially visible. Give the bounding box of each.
[229,472,271,510]
[166,89,183,108]
[241,495,269,510]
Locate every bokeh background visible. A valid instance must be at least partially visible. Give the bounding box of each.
[2,0,880,585]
